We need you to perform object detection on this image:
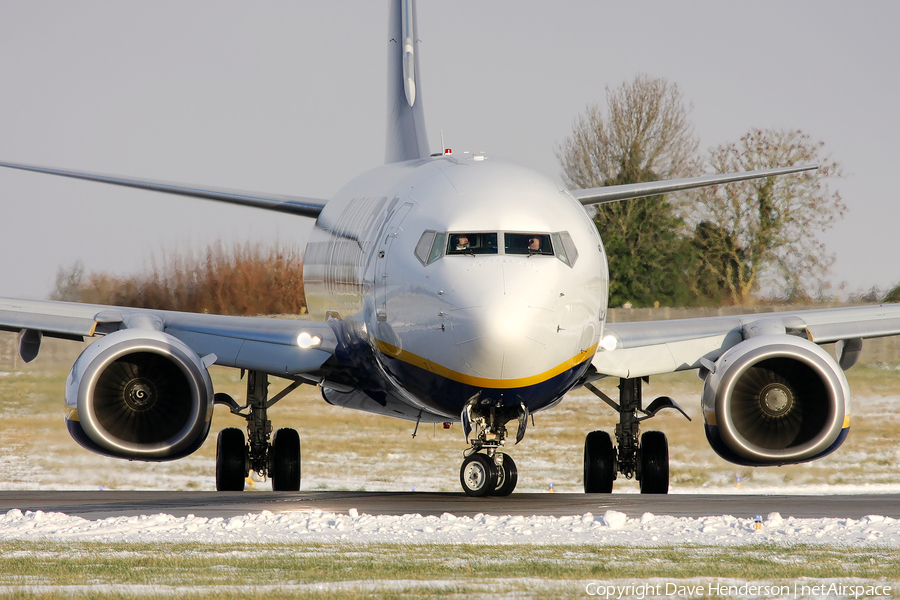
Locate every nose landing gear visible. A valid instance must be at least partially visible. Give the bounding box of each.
[459,399,525,496]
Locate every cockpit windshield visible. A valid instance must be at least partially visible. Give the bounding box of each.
[415,230,578,267]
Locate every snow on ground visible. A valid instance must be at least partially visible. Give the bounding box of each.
[2,507,900,546]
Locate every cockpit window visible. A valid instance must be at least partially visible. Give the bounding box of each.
[505,233,553,255]
[551,231,579,266]
[447,232,498,255]
[428,232,447,263]
[414,230,437,265]
[414,230,447,265]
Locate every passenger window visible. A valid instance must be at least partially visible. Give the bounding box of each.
[447,232,498,255]
[505,233,553,255]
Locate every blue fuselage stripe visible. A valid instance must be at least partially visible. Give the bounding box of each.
[375,349,592,415]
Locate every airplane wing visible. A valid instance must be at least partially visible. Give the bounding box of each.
[591,304,900,379]
[0,161,328,219]
[569,164,817,206]
[0,297,337,376]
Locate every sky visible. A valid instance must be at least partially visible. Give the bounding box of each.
[0,1,898,300]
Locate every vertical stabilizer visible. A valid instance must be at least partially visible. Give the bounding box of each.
[385,0,430,164]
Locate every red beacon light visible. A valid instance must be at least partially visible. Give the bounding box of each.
[444,148,452,155]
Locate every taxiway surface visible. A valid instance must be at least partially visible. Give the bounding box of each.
[0,491,898,520]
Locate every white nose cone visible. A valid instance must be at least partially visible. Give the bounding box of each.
[447,261,573,382]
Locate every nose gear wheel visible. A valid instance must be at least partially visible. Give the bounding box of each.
[492,453,518,496]
[460,453,497,497]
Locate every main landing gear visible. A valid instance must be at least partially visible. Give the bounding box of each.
[458,399,527,496]
[583,377,690,494]
[213,370,305,492]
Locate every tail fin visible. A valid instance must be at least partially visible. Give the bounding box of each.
[385,0,430,163]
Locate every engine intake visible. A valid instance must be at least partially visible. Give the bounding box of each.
[702,335,850,466]
[65,329,215,461]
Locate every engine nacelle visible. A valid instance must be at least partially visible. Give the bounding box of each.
[702,335,851,466]
[64,329,215,461]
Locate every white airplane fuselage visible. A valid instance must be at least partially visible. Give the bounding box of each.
[303,154,609,421]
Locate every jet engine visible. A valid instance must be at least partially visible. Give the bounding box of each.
[64,329,215,461]
[702,335,850,466]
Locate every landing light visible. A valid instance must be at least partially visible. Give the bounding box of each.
[297,331,322,349]
[600,335,618,352]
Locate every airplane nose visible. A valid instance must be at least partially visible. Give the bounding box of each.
[446,261,572,381]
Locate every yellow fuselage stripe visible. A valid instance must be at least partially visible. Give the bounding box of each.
[372,337,598,389]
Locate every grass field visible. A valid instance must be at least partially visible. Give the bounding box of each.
[0,541,897,598]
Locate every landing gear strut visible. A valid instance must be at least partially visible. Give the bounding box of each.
[214,370,304,491]
[583,377,690,494]
[458,399,525,496]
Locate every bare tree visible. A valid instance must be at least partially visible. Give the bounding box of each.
[691,128,845,304]
[557,75,701,307]
[51,260,85,302]
[559,74,700,190]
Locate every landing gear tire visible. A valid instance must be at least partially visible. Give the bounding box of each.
[639,430,669,494]
[216,428,248,491]
[492,454,518,496]
[270,428,302,491]
[460,453,498,497]
[584,430,615,493]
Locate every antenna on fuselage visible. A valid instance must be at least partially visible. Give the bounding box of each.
[431,129,451,158]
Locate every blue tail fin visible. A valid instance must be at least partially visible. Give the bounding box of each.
[385,0,430,163]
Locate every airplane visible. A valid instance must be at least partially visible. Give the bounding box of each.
[2,0,900,497]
